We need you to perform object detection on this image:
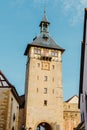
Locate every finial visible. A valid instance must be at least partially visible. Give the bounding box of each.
[43,6,48,22]
[44,6,46,16]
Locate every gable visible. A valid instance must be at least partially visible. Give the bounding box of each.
[66,95,78,104]
[0,71,12,87]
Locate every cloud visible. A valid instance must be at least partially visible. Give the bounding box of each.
[32,0,87,25]
[60,0,86,25]
[10,0,87,25]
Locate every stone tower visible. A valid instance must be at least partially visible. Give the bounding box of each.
[24,10,65,130]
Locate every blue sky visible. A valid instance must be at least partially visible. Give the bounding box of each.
[0,0,86,100]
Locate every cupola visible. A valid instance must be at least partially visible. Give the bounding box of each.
[39,9,50,33]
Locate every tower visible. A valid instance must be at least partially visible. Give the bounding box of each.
[24,10,65,130]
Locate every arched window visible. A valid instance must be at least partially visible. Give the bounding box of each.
[12,126,14,130]
[13,113,15,121]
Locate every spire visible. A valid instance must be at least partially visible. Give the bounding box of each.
[39,8,50,33]
[42,7,48,22]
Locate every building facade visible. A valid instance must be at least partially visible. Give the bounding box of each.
[63,96,80,130]
[24,10,64,130]
[0,11,81,130]
[0,71,19,130]
[79,8,87,130]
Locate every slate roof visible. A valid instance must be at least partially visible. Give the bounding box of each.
[39,9,50,26]
[24,10,65,55]
[24,33,65,55]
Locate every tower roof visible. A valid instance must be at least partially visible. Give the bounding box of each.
[24,10,65,55]
[24,33,65,55]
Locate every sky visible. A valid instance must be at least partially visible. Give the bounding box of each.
[0,0,86,100]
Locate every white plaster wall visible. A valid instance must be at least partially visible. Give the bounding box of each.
[68,96,78,104]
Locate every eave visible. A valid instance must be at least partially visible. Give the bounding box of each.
[24,44,65,56]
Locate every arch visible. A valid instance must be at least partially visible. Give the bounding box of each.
[36,122,52,130]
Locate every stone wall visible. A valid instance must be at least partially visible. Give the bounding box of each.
[63,101,81,130]
[0,88,19,130]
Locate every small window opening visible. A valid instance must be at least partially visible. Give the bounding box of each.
[37,63,40,67]
[52,65,55,69]
[37,76,39,80]
[44,100,47,106]
[44,76,48,81]
[44,88,47,94]
[13,113,15,121]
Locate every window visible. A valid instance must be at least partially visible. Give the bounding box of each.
[37,63,40,67]
[34,49,38,54]
[37,76,39,80]
[52,77,54,82]
[52,65,55,69]
[52,89,54,94]
[44,88,47,94]
[51,51,55,56]
[68,105,70,109]
[22,125,25,130]
[38,49,41,54]
[37,88,38,93]
[75,114,77,116]
[11,98,13,101]
[34,48,41,54]
[41,56,52,61]
[44,100,47,106]
[13,113,15,121]
[55,52,58,56]
[12,127,14,130]
[51,51,58,57]
[44,76,48,81]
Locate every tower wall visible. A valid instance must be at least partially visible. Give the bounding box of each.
[25,47,64,130]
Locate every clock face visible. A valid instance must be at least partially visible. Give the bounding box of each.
[42,62,50,70]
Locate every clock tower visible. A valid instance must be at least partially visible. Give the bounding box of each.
[24,10,64,130]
